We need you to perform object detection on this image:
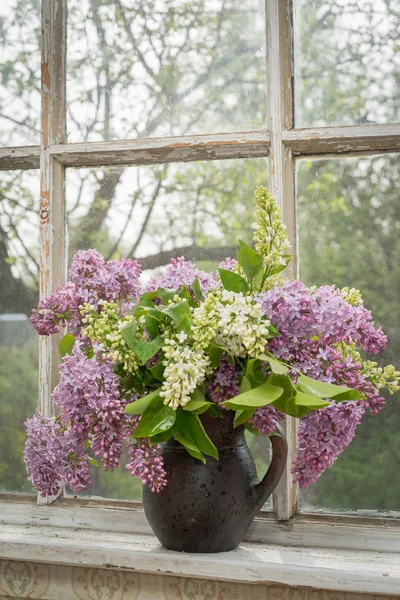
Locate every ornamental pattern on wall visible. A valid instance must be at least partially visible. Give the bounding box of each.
[0,561,398,600]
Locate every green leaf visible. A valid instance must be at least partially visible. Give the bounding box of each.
[139,290,159,303]
[240,375,252,393]
[88,457,99,467]
[174,434,206,463]
[145,314,160,338]
[164,300,192,326]
[124,388,161,415]
[177,314,192,335]
[183,387,213,414]
[149,360,165,381]
[234,408,255,427]
[59,333,76,357]
[217,268,249,294]
[132,305,162,321]
[268,254,292,277]
[258,353,289,375]
[183,400,213,414]
[179,285,197,307]
[297,374,365,400]
[270,375,313,418]
[206,403,221,417]
[149,428,176,445]
[191,278,202,301]
[246,358,259,377]
[176,410,218,460]
[156,288,178,304]
[222,380,284,410]
[331,390,366,402]
[248,368,267,388]
[294,390,331,409]
[267,324,280,338]
[237,240,263,284]
[121,322,137,350]
[130,336,165,365]
[268,374,297,414]
[208,342,226,368]
[134,400,177,438]
[191,386,205,402]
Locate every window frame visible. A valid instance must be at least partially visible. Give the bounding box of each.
[0,0,400,527]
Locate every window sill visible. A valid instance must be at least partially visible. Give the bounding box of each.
[0,497,399,595]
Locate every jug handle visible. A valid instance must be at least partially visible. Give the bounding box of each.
[252,422,288,509]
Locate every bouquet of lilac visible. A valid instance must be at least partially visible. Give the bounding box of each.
[26,187,400,498]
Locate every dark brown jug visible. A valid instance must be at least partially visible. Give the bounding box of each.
[143,411,287,553]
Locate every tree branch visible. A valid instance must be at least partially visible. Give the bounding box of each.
[135,244,237,271]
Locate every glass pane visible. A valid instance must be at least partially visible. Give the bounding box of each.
[0,1,41,145]
[67,0,266,142]
[297,154,400,514]
[65,157,269,500]
[294,0,400,126]
[0,170,39,494]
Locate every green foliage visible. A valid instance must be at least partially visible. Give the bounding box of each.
[217,269,249,294]
[124,388,161,415]
[296,374,364,401]
[59,334,76,358]
[174,410,219,461]
[223,380,284,410]
[237,240,264,285]
[133,398,176,438]
[128,337,164,366]
[298,154,400,511]
[0,337,38,493]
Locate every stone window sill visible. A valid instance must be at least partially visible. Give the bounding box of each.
[0,497,399,595]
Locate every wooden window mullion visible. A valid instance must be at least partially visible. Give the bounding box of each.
[266,0,298,521]
[39,0,67,424]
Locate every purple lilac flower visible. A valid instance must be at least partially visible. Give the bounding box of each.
[249,406,285,435]
[29,282,80,335]
[70,249,142,307]
[30,251,142,337]
[69,249,109,306]
[260,281,386,359]
[126,440,167,493]
[206,357,241,406]
[104,258,142,303]
[292,401,365,487]
[259,280,387,412]
[147,256,218,297]
[24,411,91,497]
[52,345,127,470]
[218,257,238,271]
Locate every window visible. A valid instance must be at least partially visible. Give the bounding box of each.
[0,0,399,527]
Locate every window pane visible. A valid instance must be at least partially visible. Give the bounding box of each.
[0,1,41,145]
[67,0,266,142]
[297,154,400,514]
[294,0,400,127]
[0,170,39,494]
[65,158,269,500]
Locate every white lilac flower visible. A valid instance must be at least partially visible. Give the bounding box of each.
[80,300,140,372]
[191,291,221,350]
[192,289,270,358]
[214,290,271,358]
[160,338,210,410]
[253,186,290,277]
